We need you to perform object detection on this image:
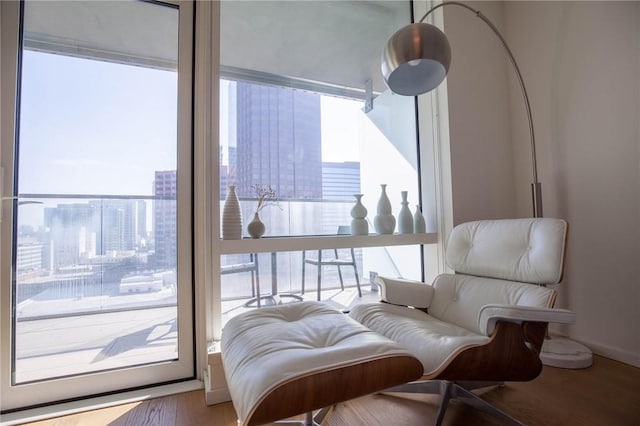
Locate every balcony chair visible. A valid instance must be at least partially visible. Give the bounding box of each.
[301,226,362,301]
[221,253,262,307]
[350,218,575,426]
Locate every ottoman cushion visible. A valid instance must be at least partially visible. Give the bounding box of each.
[221,301,423,425]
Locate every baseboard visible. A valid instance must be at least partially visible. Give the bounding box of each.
[203,369,231,405]
[577,338,640,368]
[205,345,232,405]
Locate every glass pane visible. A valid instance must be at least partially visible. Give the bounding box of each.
[220,79,421,238]
[221,246,421,327]
[13,0,180,383]
[218,1,421,322]
[219,1,419,240]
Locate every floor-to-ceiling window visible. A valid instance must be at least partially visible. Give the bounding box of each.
[214,1,431,330]
[1,0,195,411]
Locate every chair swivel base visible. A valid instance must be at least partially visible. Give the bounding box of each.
[383,380,525,426]
[274,406,334,426]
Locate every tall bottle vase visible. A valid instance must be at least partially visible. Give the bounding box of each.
[350,194,368,235]
[397,191,413,234]
[222,185,242,240]
[374,184,395,234]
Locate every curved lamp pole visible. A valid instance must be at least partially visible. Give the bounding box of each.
[381,1,542,218]
[382,1,592,369]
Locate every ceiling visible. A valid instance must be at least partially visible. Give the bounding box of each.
[23,1,411,94]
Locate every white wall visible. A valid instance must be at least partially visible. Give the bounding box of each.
[505,1,640,367]
[443,1,640,366]
[443,1,517,224]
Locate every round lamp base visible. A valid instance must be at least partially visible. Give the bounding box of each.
[540,336,593,369]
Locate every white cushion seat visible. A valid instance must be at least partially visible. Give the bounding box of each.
[350,302,490,377]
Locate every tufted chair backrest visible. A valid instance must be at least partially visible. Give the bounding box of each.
[427,218,567,334]
[446,218,567,285]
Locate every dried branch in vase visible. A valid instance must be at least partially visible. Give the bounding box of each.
[251,184,281,214]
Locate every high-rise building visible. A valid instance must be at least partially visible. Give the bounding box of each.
[44,203,97,270]
[44,200,137,270]
[235,82,322,200]
[220,164,229,199]
[322,161,361,200]
[16,240,43,274]
[99,200,136,252]
[153,170,177,269]
[227,145,237,185]
[136,200,147,244]
[226,81,238,189]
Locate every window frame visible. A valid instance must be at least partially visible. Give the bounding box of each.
[207,1,442,344]
[0,0,198,412]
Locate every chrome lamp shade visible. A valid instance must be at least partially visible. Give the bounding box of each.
[382,23,451,96]
[381,1,544,219]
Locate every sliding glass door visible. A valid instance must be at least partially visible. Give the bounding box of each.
[1,0,194,411]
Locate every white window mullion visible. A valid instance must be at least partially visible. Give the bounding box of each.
[193,0,221,353]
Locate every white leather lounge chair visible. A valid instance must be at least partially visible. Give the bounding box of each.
[350,218,575,426]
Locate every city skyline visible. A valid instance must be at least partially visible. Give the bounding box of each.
[16,54,365,230]
[13,47,369,304]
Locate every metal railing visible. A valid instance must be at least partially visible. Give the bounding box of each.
[13,194,409,318]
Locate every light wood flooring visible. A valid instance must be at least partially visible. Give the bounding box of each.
[21,355,640,426]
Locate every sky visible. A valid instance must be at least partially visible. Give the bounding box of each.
[21,52,363,196]
[19,50,178,197]
[17,50,365,228]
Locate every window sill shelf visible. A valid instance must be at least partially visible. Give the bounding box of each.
[218,232,437,254]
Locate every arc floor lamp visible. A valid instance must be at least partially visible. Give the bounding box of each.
[382,1,592,368]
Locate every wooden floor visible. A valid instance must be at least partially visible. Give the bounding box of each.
[22,355,640,426]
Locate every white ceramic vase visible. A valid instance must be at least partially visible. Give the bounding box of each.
[398,191,413,234]
[247,212,265,239]
[350,194,369,235]
[222,185,242,240]
[374,184,395,234]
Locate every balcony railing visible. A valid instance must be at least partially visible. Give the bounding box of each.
[14,194,176,319]
[14,194,424,320]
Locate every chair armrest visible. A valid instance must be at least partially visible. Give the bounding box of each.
[376,276,433,309]
[478,304,576,336]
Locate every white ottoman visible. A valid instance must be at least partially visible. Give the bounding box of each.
[221,301,422,426]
